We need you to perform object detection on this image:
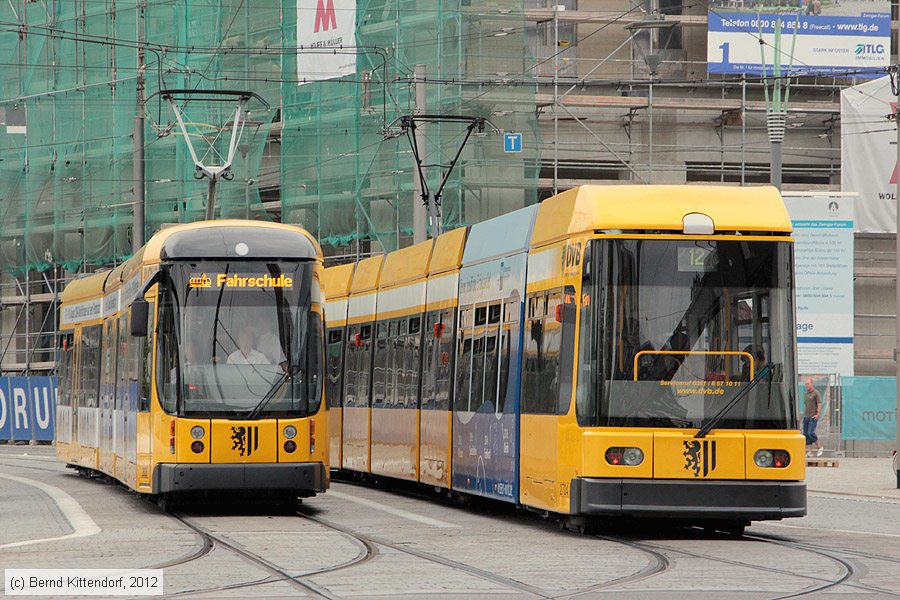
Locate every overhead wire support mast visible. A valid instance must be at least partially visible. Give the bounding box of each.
[387,114,495,239]
[151,89,270,221]
[890,64,900,489]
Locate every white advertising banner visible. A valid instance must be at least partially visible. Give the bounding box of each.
[297,0,357,82]
[841,76,896,233]
[783,192,855,377]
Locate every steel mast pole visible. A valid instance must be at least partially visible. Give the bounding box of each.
[132,0,146,251]
[895,82,900,487]
[413,65,427,243]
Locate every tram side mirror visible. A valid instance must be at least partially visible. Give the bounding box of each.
[131,298,150,337]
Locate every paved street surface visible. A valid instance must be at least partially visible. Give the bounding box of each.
[2,445,900,599]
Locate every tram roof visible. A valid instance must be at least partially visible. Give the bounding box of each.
[428,227,468,275]
[531,185,792,247]
[143,220,321,263]
[462,204,539,267]
[349,254,384,294]
[379,238,434,289]
[323,262,355,299]
[60,270,111,304]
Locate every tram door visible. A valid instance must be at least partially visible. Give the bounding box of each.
[75,324,102,467]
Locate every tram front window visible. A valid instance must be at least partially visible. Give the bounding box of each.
[158,261,322,418]
[576,239,796,430]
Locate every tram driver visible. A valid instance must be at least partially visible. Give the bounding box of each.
[227,328,270,365]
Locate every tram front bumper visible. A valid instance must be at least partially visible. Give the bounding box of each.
[570,478,806,520]
[153,462,327,495]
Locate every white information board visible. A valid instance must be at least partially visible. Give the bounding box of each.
[783,192,855,376]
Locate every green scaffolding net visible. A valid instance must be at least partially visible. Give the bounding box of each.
[0,0,540,273]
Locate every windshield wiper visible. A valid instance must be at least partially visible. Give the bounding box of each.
[245,367,294,420]
[695,364,773,439]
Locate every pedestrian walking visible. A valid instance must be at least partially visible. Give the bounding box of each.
[802,377,824,457]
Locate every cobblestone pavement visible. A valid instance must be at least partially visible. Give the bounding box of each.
[2,446,900,599]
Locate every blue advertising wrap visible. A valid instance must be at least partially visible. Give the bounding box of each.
[841,376,896,441]
[0,376,57,442]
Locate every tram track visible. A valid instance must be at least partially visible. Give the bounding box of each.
[551,534,671,599]
[296,507,555,599]
[163,511,376,600]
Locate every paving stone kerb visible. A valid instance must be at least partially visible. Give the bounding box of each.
[806,457,900,501]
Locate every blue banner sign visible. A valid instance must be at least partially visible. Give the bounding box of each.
[707,1,890,77]
[841,376,896,441]
[0,376,57,442]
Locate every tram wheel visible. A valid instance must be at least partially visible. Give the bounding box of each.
[701,520,746,538]
[156,493,177,513]
[725,520,747,537]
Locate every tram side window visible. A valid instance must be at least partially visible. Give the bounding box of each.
[576,243,600,426]
[522,294,542,413]
[435,308,455,412]
[408,316,422,409]
[482,302,501,413]
[454,308,472,412]
[421,311,439,409]
[326,328,345,409]
[496,301,516,414]
[373,322,388,407]
[101,318,119,411]
[78,325,103,409]
[522,291,563,415]
[139,301,154,411]
[357,324,373,408]
[155,293,178,414]
[306,312,324,414]
[58,333,76,407]
[116,311,131,412]
[344,325,359,407]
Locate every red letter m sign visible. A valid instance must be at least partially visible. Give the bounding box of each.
[314,0,337,33]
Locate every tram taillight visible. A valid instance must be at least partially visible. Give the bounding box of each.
[169,420,175,455]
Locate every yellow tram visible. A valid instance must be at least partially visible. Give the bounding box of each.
[326,185,805,533]
[57,220,328,502]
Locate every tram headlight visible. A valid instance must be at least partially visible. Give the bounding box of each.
[284,440,297,453]
[754,450,774,467]
[283,425,297,439]
[190,426,205,440]
[622,447,644,466]
[754,449,790,468]
[191,441,204,454]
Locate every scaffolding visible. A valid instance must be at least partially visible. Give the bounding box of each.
[0,0,873,373]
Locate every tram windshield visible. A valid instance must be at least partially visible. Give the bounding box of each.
[576,238,796,430]
[156,261,322,418]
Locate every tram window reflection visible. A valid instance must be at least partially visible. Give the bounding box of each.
[576,239,795,430]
